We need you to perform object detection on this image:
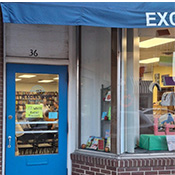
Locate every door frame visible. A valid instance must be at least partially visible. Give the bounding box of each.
[3,60,70,173]
[3,60,69,175]
[5,63,68,175]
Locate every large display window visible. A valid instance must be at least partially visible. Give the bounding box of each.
[79,27,175,155]
[122,28,175,154]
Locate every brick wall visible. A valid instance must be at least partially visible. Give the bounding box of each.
[71,153,175,175]
[0,8,3,175]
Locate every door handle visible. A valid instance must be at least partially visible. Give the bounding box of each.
[8,136,12,148]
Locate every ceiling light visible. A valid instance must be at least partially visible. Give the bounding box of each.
[53,77,59,80]
[19,74,36,78]
[15,79,22,81]
[38,80,54,83]
[139,38,175,48]
[139,57,160,64]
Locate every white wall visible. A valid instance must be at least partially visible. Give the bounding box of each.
[81,26,111,144]
[6,23,69,59]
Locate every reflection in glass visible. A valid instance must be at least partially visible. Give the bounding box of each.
[15,73,59,156]
[80,27,111,152]
[123,28,175,154]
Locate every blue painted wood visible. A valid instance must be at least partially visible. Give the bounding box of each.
[6,64,68,175]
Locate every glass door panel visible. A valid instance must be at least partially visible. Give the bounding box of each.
[15,73,59,156]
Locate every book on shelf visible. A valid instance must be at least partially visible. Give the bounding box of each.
[101,111,108,120]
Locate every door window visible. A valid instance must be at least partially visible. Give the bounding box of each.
[15,73,59,156]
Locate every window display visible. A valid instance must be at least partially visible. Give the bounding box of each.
[123,28,175,154]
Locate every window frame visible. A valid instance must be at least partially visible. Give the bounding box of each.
[77,26,121,154]
[76,27,175,158]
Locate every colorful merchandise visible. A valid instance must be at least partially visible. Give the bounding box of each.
[106,137,111,151]
[159,113,174,125]
[105,91,111,101]
[101,111,108,120]
[98,139,105,151]
[90,137,100,150]
[86,136,95,148]
[107,107,111,120]
[105,129,110,139]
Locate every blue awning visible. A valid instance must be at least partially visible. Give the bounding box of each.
[1,2,175,28]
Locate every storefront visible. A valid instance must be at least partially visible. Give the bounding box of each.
[1,2,175,175]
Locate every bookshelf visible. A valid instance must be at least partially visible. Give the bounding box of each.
[100,84,111,138]
[16,91,58,112]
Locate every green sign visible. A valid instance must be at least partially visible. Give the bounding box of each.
[26,104,43,118]
[107,106,111,120]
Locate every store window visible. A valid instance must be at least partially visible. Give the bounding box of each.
[123,28,175,154]
[80,27,116,152]
[15,73,59,155]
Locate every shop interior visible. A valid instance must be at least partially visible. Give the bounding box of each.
[138,28,175,153]
[15,73,59,156]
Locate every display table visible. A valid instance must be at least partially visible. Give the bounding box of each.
[139,134,168,151]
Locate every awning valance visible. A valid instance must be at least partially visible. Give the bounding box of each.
[1,2,175,28]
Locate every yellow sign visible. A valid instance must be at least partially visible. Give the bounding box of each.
[26,104,43,118]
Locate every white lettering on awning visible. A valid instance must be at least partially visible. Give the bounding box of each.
[170,12,175,25]
[146,12,175,26]
[157,12,169,26]
[146,12,157,26]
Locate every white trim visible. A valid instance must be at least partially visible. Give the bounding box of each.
[76,27,80,152]
[16,121,58,125]
[121,28,127,154]
[75,149,116,158]
[75,149,175,160]
[6,57,69,65]
[117,29,121,155]
[67,26,77,175]
[2,23,6,175]
[16,130,58,134]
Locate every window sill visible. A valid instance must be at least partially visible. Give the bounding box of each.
[74,149,117,158]
[74,148,175,160]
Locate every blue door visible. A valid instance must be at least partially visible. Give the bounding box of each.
[6,64,68,175]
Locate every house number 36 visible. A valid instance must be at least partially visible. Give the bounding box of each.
[29,49,38,57]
